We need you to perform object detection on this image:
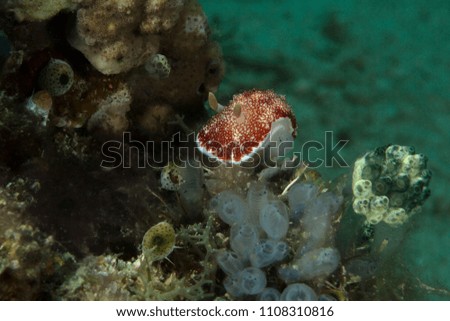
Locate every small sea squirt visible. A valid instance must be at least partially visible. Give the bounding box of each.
[142,221,176,262]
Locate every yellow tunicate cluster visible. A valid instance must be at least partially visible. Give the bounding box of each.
[352,145,431,227]
[142,221,176,262]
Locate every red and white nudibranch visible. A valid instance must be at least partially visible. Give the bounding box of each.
[196,89,297,164]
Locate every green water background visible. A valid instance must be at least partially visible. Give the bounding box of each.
[200,0,450,300]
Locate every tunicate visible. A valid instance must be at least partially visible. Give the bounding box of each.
[372,176,392,195]
[246,182,270,225]
[353,180,372,198]
[300,192,343,253]
[142,221,175,262]
[230,223,259,259]
[224,275,244,298]
[38,59,74,96]
[384,208,408,226]
[258,287,281,301]
[386,145,414,161]
[277,265,301,283]
[295,247,340,281]
[160,163,183,191]
[238,267,267,295]
[353,198,370,214]
[216,250,245,276]
[370,196,389,216]
[275,241,290,261]
[250,239,289,268]
[280,283,317,301]
[287,183,319,220]
[210,191,247,225]
[392,174,410,192]
[352,144,431,226]
[259,200,289,239]
[307,192,342,218]
[145,53,170,79]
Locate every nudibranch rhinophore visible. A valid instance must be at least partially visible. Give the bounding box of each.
[196,89,297,164]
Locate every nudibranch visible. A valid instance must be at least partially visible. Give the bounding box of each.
[196,89,297,164]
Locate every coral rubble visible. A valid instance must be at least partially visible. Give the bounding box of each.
[1,0,224,136]
[0,176,75,300]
